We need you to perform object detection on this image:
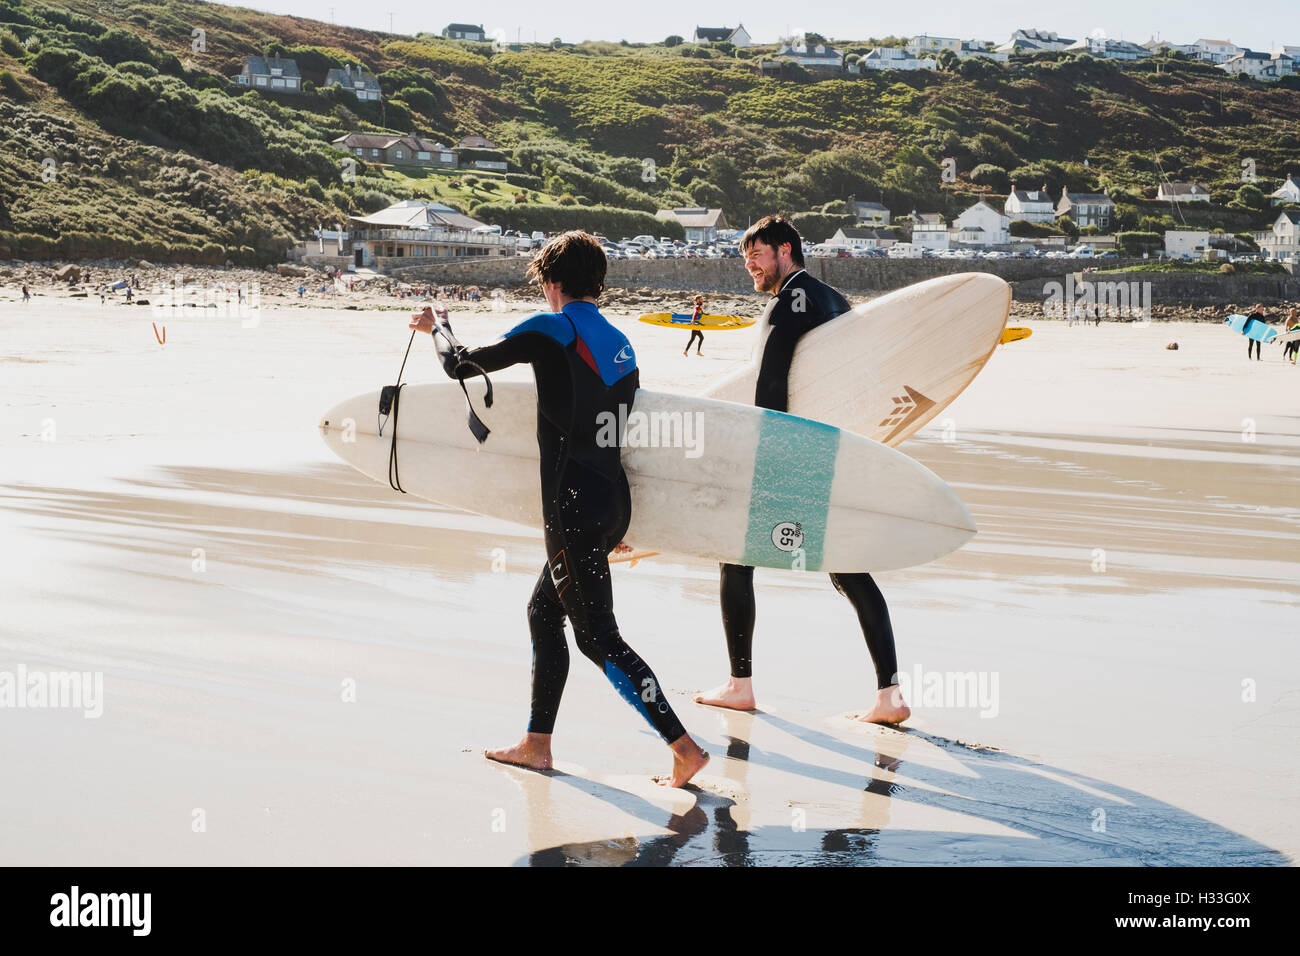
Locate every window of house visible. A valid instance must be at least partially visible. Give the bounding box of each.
[354,148,362,156]
[418,151,431,160]
[255,77,267,86]
[394,149,404,159]
[371,149,380,158]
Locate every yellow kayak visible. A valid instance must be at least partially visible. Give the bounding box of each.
[638,312,755,331]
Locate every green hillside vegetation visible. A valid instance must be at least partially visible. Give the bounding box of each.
[2,0,1300,261]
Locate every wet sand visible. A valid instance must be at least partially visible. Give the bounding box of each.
[1,293,1296,865]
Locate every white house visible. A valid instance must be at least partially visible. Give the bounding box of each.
[996,29,1074,55]
[1221,50,1279,78]
[1005,184,1055,223]
[853,201,891,226]
[693,24,751,46]
[656,207,729,243]
[348,201,512,270]
[861,47,936,71]
[907,35,962,56]
[231,56,302,93]
[1157,182,1212,202]
[1270,174,1300,206]
[1057,189,1114,229]
[1254,210,1300,259]
[1063,36,1148,60]
[910,212,949,251]
[1191,39,1242,63]
[1164,230,1210,259]
[829,227,894,249]
[953,200,1010,245]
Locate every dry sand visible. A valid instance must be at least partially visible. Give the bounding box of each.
[1,285,1296,866]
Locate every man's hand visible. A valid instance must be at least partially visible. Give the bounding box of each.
[409,304,450,336]
[612,541,633,555]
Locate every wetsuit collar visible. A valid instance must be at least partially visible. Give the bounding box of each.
[560,300,600,317]
[775,268,806,296]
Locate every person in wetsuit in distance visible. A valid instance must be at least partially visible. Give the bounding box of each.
[409,231,709,787]
[685,295,705,356]
[693,215,911,725]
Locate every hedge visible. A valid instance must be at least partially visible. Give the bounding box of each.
[0,232,273,264]
[505,172,544,190]
[467,203,683,239]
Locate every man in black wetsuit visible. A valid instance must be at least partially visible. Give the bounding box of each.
[409,231,709,787]
[693,215,911,725]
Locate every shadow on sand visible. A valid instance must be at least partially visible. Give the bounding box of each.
[517,710,1290,867]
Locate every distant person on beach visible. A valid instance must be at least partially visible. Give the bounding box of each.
[124,285,132,303]
[407,230,709,787]
[684,295,705,356]
[21,283,29,303]
[694,215,910,725]
[1285,307,1299,365]
[1247,304,1268,361]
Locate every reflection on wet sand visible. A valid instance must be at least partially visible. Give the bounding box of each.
[520,711,1286,866]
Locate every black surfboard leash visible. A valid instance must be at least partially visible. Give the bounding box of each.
[378,320,494,494]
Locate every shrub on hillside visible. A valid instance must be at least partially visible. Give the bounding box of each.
[468,202,683,239]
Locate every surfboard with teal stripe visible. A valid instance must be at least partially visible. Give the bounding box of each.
[740,411,840,568]
[321,384,976,573]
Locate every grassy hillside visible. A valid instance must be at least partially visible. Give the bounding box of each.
[2,0,1300,262]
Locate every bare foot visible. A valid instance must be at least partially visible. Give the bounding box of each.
[693,676,756,711]
[852,685,910,725]
[660,734,710,787]
[485,732,553,771]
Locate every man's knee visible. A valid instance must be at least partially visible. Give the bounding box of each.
[572,612,620,666]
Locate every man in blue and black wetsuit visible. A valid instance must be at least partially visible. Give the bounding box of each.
[693,215,912,725]
[409,231,709,787]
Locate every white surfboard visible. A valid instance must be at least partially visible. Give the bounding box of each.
[1272,327,1300,345]
[703,272,1011,444]
[319,384,975,573]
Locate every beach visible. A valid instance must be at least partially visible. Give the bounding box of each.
[1,287,1296,866]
